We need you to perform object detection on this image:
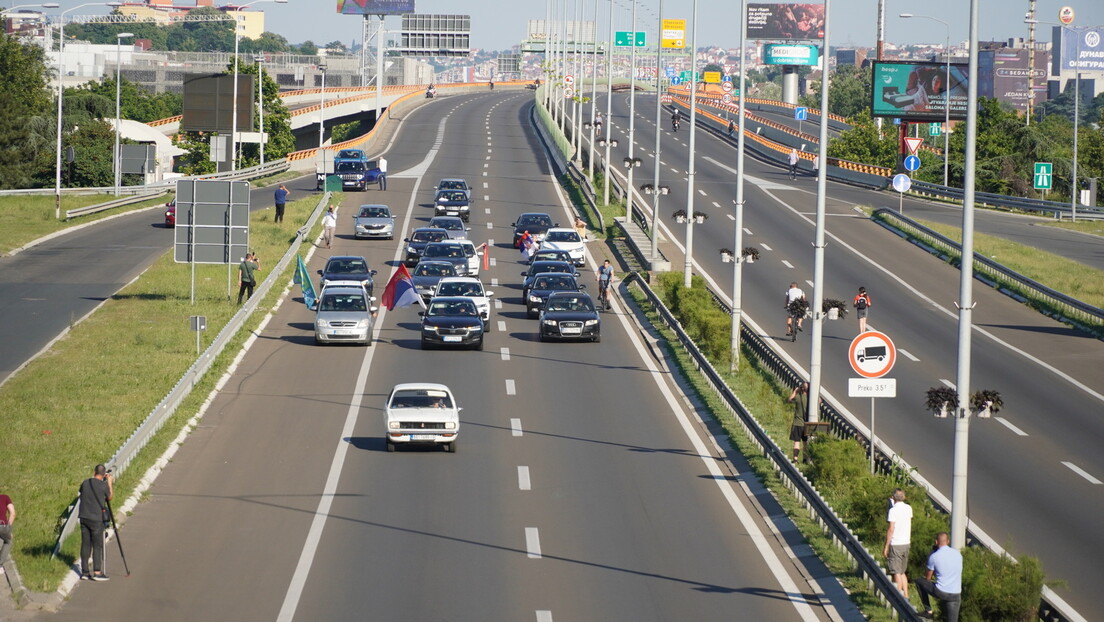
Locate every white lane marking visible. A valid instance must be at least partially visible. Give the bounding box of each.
[760,243,772,251]
[490,258,498,267]
[727,214,735,221]
[487,222,493,229]
[698,189,707,196]
[486,156,491,161]
[483,182,489,188]
[494,299,503,309]
[940,379,957,389]
[517,466,531,490]
[1062,462,1102,485]
[781,260,794,269]
[660,160,667,166]
[744,228,753,235]
[484,195,490,201]
[497,320,506,332]
[804,280,814,289]
[487,148,492,153]
[712,201,721,208]
[490,278,499,287]
[484,163,489,168]
[898,348,920,362]
[995,417,1028,437]
[670,167,679,173]
[536,611,553,622]
[483,171,488,176]
[500,347,510,361]
[505,379,516,395]
[525,527,542,558]
[510,418,523,436]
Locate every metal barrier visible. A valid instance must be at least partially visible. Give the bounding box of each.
[51,192,331,558]
[907,179,1104,219]
[874,208,1104,331]
[64,189,170,219]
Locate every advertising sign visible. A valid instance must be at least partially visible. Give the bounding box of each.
[661,18,686,49]
[762,43,820,66]
[338,0,415,15]
[1058,26,1104,73]
[746,3,825,41]
[871,61,970,121]
[979,48,1049,113]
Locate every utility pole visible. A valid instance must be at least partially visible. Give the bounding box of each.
[876,0,885,60]
[1026,0,1036,125]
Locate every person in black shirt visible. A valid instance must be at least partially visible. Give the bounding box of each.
[78,464,114,581]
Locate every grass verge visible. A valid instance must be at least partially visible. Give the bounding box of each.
[0,194,329,591]
[0,194,170,256]
[1041,219,1104,238]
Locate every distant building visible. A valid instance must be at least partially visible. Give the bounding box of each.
[117,1,268,39]
[836,48,866,68]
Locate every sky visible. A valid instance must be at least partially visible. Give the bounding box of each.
[255,1,1104,52]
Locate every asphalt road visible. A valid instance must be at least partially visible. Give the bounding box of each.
[593,92,1103,616]
[45,93,858,621]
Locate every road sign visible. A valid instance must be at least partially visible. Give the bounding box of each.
[670,76,681,85]
[903,155,921,172]
[1059,6,1074,25]
[722,93,733,103]
[892,173,912,193]
[615,31,646,47]
[848,378,897,398]
[664,66,676,78]
[661,19,686,49]
[564,74,574,84]
[721,81,734,92]
[794,106,808,121]
[929,123,941,136]
[1034,162,1053,190]
[703,71,721,83]
[563,87,574,98]
[722,74,732,82]
[848,331,897,378]
[903,136,924,155]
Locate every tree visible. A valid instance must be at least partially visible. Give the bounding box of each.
[826,110,897,168]
[296,40,319,56]
[240,32,291,54]
[166,7,233,52]
[0,33,55,189]
[801,64,870,118]
[66,121,116,187]
[68,77,182,123]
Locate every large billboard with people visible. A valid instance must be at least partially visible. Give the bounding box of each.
[870,61,970,121]
[338,0,415,16]
[745,3,825,41]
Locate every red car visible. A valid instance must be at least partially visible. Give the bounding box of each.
[164,199,176,227]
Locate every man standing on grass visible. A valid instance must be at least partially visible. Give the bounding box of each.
[883,488,913,598]
[273,184,289,223]
[237,252,260,305]
[0,491,14,576]
[78,465,113,581]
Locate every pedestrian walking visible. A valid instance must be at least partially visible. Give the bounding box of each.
[727,119,736,136]
[236,251,260,305]
[321,206,337,249]
[915,532,962,622]
[853,286,872,333]
[788,148,799,180]
[0,491,14,575]
[883,488,913,598]
[78,465,113,581]
[273,184,289,223]
[812,154,820,177]
[594,112,604,135]
[377,157,387,191]
[787,381,809,462]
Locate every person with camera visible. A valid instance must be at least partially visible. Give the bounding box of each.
[237,251,260,305]
[78,465,114,581]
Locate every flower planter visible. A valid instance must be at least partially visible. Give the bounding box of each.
[936,402,951,418]
[827,307,840,320]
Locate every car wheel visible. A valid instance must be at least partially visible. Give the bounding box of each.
[421,339,431,350]
[474,337,484,351]
[527,307,537,319]
[386,440,395,452]
[366,337,374,347]
[539,331,548,342]
[592,332,601,343]
[445,441,455,453]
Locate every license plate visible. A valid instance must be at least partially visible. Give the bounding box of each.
[561,327,582,335]
[331,329,356,335]
[410,434,436,441]
[443,335,462,342]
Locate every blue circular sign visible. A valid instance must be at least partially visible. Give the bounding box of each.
[903,155,921,172]
[670,76,681,85]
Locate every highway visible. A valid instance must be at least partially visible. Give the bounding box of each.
[45,92,858,621]
[590,92,1103,616]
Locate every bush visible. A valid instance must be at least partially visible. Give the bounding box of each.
[960,547,1044,622]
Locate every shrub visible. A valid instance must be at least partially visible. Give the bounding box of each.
[960,547,1044,622]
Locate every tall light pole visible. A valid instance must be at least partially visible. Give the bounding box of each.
[587,0,599,178]
[806,0,831,425]
[113,32,133,197]
[901,13,951,187]
[230,0,286,172]
[624,0,637,221]
[318,59,327,164]
[602,0,615,205]
[649,0,664,261]
[730,0,749,371]
[53,1,119,219]
[681,0,698,287]
[255,55,266,165]
[1026,0,1036,125]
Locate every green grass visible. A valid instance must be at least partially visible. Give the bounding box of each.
[0,193,171,256]
[0,195,329,591]
[1041,220,1104,238]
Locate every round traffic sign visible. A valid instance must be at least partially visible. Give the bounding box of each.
[670,76,681,85]
[903,154,921,172]
[848,331,897,378]
[722,93,733,103]
[1059,6,1075,25]
[564,75,575,85]
[722,81,733,92]
[563,87,575,98]
[892,173,912,194]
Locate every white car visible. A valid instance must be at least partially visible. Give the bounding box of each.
[457,239,483,276]
[433,276,494,325]
[541,228,586,267]
[384,383,460,452]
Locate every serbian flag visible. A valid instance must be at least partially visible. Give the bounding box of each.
[482,243,490,272]
[380,264,423,310]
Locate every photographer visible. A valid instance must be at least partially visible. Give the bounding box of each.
[78,465,114,581]
[237,252,260,305]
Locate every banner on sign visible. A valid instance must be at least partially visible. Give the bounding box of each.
[871,61,971,121]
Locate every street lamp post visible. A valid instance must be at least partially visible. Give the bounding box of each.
[318,59,327,184]
[230,0,286,172]
[730,0,749,371]
[682,0,698,287]
[901,13,951,187]
[255,55,266,165]
[602,0,614,205]
[650,0,664,263]
[53,2,120,219]
[113,32,133,197]
[624,0,637,222]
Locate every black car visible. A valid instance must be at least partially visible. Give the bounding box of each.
[528,248,572,265]
[434,189,472,221]
[317,255,377,295]
[420,296,484,350]
[404,228,450,266]
[421,241,470,275]
[526,273,584,317]
[512,212,558,247]
[539,291,601,342]
[521,260,579,299]
[411,260,459,302]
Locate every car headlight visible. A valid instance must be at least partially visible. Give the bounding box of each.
[407,246,417,254]
[317,319,330,328]
[584,319,599,326]
[543,319,558,326]
[528,295,543,303]
[165,211,172,217]
[357,319,370,328]
[445,421,457,430]
[389,421,400,429]
[422,324,437,333]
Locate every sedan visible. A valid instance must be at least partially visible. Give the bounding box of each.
[457,239,483,276]
[353,204,394,239]
[314,284,377,345]
[525,273,584,318]
[520,260,579,298]
[384,383,460,453]
[434,178,472,201]
[428,215,470,239]
[411,260,459,302]
[541,228,586,266]
[420,297,484,350]
[318,255,377,296]
[404,227,450,266]
[422,241,471,276]
[434,190,472,221]
[529,248,572,265]
[539,291,601,342]
[433,276,494,325]
[512,212,557,247]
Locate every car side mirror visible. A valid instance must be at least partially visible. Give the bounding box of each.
[309,301,318,311]
[403,238,410,243]
[369,306,379,313]
[579,284,587,289]
[465,227,471,231]
[317,269,323,275]
[417,311,425,317]
[370,270,378,276]
[520,272,527,276]
[433,186,438,191]
[485,291,494,297]
[369,296,377,302]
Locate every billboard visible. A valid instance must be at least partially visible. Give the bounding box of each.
[746,3,825,41]
[1057,25,1104,73]
[979,48,1049,113]
[870,61,970,121]
[338,0,415,16]
[763,43,820,66]
[181,73,254,133]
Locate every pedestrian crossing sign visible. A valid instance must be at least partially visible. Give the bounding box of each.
[1034,162,1053,190]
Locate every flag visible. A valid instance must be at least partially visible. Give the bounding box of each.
[380,264,422,310]
[295,254,317,309]
[482,243,490,272]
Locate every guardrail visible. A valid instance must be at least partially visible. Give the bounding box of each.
[907,179,1104,219]
[51,191,331,559]
[64,189,171,219]
[873,208,1104,332]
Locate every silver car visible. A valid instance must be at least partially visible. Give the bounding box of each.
[428,215,470,240]
[353,204,394,239]
[314,285,377,345]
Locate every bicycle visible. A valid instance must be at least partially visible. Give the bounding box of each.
[598,279,612,311]
[786,298,808,342]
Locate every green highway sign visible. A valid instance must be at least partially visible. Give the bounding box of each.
[929,123,942,137]
[1033,162,1053,190]
[678,71,699,82]
[615,31,646,47]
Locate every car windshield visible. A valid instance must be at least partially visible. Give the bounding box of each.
[425,245,464,258]
[531,263,570,276]
[439,181,466,191]
[439,191,467,202]
[326,259,369,274]
[360,207,389,218]
[319,292,367,312]
[547,296,594,313]
[412,230,447,242]
[518,214,553,227]
[428,300,478,316]
[338,150,363,159]
[546,231,580,243]
[414,263,455,277]
[459,243,476,257]
[390,389,453,409]
[432,219,463,231]
[535,275,575,289]
[336,161,365,172]
[438,282,482,297]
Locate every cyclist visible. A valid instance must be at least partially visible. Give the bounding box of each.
[671,109,682,132]
[489,80,495,90]
[788,148,799,180]
[597,259,615,310]
[784,281,807,336]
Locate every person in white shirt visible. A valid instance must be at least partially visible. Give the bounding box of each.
[788,148,799,180]
[784,282,806,335]
[377,157,388,191]
[883,488,913,598]
[321,206,337,249]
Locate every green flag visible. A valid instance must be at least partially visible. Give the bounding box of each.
[295,254,317,309]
